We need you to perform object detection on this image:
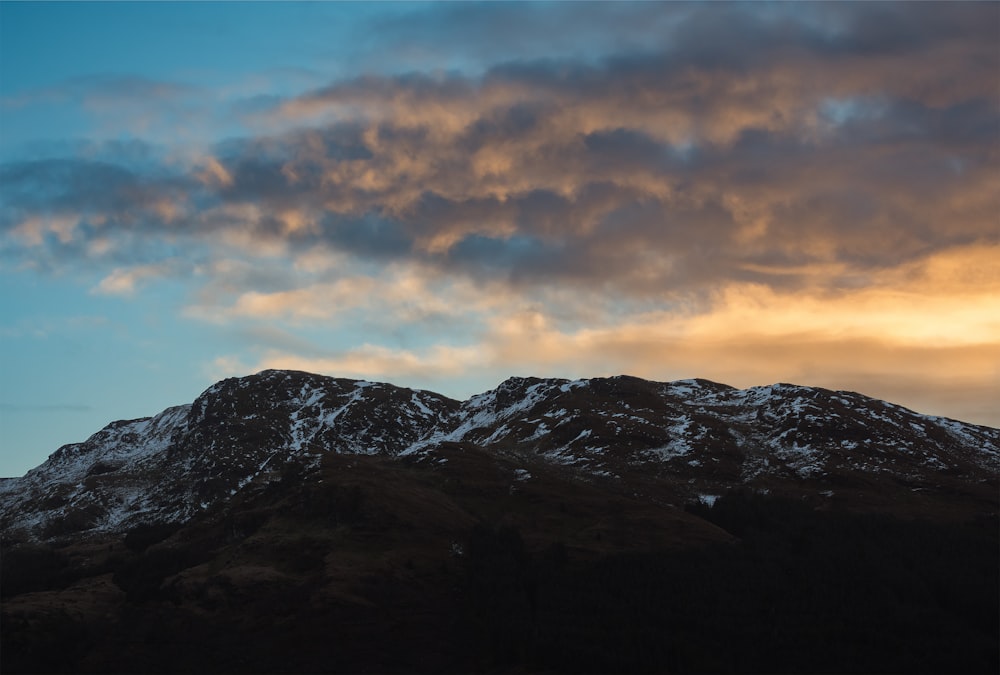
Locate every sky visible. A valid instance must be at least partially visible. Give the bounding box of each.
[1,2,998,477]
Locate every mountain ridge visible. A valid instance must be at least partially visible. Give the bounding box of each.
[3,369,997,674]
[2,369,997,541]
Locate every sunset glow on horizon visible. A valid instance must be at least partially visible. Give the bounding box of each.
[1,2,997,476]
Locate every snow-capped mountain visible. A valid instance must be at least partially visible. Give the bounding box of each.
[0,371,457,539]
[2,370,997,540]
[3,370,998,675]
[411,374,997,478]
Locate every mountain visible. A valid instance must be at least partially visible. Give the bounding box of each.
[3,370,996,540]
[2,370,997,674]
[1,371,458,540]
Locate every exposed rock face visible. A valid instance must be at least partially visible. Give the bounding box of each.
[2,369,997,540]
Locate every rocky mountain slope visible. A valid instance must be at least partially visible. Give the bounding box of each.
[2,369,996,541]
[2,369,997,674]
[1,372,456,539]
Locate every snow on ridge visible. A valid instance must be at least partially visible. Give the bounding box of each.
[923,415,1000,470]
[0,400,198,537]
[6,370,999,540]
[410,392,436,418]
[526,421,550,441]
[24,402,192,485]
[665,380,704,401]
[444,379,562,442]
[284,379,390,454]
[559,379,588,393]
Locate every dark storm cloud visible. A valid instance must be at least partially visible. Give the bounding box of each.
[3,2,997,295]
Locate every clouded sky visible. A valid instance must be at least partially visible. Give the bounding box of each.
[1,2,998,476]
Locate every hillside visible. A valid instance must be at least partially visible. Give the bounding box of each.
[2,370,997,673]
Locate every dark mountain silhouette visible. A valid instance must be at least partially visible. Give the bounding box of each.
[2,370,997,673]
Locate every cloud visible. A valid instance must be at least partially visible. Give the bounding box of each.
[91,260,183,297]
[2,74,220,147]
[218,322,1000,428]
[195,156,234,189]
[209,245,1000,427]
[2,75,201,110]
[181,258,526,334]
[229,3,995,292]
[362,2,684,74]
[4,2,996,297]
[3,2,997,428]
[210,342,484,384]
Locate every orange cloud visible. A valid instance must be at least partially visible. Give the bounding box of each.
[11,216,79,246]
[6,1,997,431]
[211,343,484,383]
[91,261,180,297]
[195,156,234,188]
[210,244,1000,426]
